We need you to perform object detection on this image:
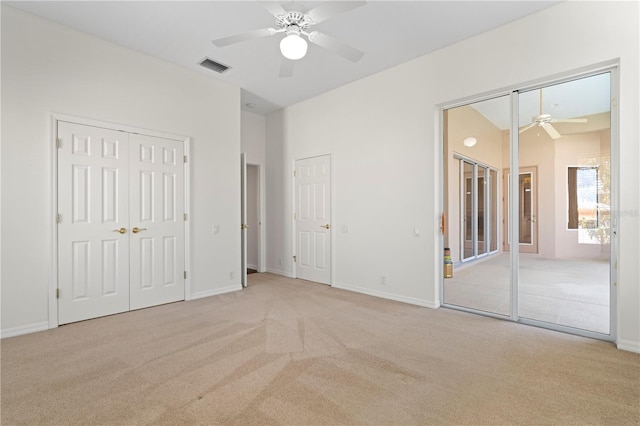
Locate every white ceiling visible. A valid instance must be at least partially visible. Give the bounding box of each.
[8,0,561,115]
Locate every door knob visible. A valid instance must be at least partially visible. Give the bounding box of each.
[113,228,127,234]
[132,227,147,234]
[321,224,330,229]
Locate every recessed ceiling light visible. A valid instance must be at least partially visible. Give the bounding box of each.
[245,103,256,108]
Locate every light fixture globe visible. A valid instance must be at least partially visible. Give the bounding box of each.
[463,137,477,147]
[280,30,308,60]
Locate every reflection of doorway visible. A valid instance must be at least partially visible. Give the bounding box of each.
[503,166,538,254]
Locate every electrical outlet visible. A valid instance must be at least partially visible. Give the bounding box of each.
[229,271,235,280]
[278,258,283,266]
[212,224,220,234]
[381,275,387,286]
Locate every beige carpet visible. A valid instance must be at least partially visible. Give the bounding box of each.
[1,273,639,425]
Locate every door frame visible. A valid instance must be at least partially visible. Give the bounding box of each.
[49,113,191,329]
[292,153,334,285]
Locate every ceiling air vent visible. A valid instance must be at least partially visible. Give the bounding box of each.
[199,58,230,74]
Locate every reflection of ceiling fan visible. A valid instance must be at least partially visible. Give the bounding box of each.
[519,89,587,139]
[212,1,365,78]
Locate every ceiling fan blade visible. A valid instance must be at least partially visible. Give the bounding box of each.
[519,123,536,134]
[551,118,588,123]
[543,123,562,139]
[279,58,294,78]
[212,28,275,47]
[306,1,366,24]
[308,31,364,62]
[262,1,287,17]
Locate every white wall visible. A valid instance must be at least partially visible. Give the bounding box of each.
[241,111,266,165]
[265,110,291,276]
[1,6,242,336]
[266,1,640,351]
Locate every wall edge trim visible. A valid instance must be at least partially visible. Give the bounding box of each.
[332,281,440,309]
[190,284,242,301]
[1,322,49,339]
[616,338,640,354]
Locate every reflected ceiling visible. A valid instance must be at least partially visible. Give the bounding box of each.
[471,73,611,131]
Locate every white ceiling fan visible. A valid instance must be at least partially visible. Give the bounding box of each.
[212,1,365,77]
[519,89,588,139]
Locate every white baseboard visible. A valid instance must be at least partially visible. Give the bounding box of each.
[617,338,640,354]
[1,321,50,339]
[332,281,440,309]
[190,284,242,300]
[265,268,294,278]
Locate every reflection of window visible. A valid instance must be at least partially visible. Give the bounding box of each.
[568,166,598,229]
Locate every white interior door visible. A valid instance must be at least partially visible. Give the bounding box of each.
[129,133,185,309]
[58,122,186,323]
[241,153,248,287]
[295,155,331,285]
[57,122,130,324]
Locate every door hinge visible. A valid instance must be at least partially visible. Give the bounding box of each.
[293,255,296,263]
[293,170,296,177]
[184,155,187,163]
[56,138,61,149]
[184,271,187,279]
[293,213,297,220]
[56,213,61,224]
[184,213,187,221]
[56,288,60,299]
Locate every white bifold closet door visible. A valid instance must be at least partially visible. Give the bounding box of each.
[57,122,185,325]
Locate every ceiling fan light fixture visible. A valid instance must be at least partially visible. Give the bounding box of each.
[280,29,308,60]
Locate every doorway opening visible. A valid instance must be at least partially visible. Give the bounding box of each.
[246,164,260,275]
[241,155,264,287]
